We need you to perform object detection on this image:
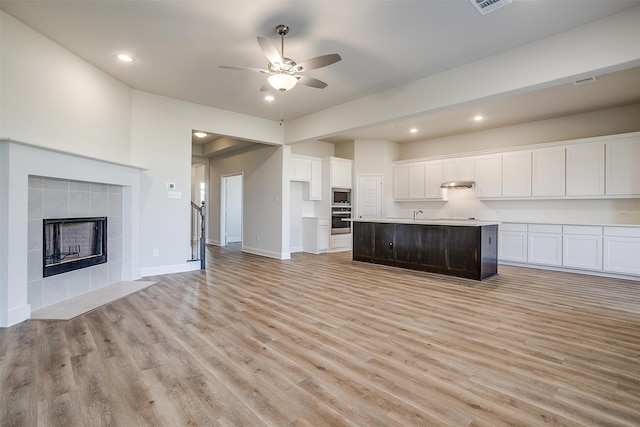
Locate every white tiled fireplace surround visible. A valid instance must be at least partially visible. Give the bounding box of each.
[28,176,123,311]
[0,140,142,327]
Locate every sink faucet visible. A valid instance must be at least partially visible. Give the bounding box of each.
[413,209,423,221]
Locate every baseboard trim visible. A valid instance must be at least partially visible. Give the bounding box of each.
[1,304,32,328]
[140,261,201,278]
[242,246,291,260]
[498,261,640,281]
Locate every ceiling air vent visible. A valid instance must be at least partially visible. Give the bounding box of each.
[471,0,512,15]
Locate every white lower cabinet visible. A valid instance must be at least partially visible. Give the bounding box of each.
[603,227,640,275]
[302,217,330,254]
[528,224,563,266]
[498,223,528,263]
[499,222,639,278]
[330,233,352,252]
[562,226,603,271]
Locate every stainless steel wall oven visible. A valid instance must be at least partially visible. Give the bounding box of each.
[331,206,352,234]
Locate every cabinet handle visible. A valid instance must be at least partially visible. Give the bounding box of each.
[489,236,492,244]
[389,242,393,249]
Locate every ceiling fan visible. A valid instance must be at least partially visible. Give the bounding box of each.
[219,24,342,92]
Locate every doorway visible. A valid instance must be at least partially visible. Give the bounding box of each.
[191,160,208,261]
[357,174,383,219]
[220,174,243,247]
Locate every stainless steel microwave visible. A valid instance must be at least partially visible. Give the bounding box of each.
[332,188,351,205]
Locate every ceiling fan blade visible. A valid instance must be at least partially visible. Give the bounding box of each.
[257,37,283,66]
[219,65,270,74]
[296,75,328,89]
[259,83,272,92]
[294,53,342,72]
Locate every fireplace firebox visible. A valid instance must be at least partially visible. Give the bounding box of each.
[43,217,107,277]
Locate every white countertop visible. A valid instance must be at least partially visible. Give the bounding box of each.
[500,220,640,228]
[350,218,500,227]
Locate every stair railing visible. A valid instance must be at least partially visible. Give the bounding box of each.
[190,201,206,269]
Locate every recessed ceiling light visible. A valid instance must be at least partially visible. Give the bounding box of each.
[194,132,207,138]
[265,95,275,102]
[473,115,484,122]
[410,128,418,133]
[117,54,133,62]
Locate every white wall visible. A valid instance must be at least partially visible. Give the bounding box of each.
[353,140,399,218]
[0,12,132,163]
[284,7,640,144]
[289,140,335,158]
[224,174,242,242]
[1,13,287,297]
[129,91,283,275]
[399,104,640,160]
[209,144,287,259]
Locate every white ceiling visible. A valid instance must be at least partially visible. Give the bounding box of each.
[2,0,640,146]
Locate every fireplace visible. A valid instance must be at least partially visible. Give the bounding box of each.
[43,217,107,277]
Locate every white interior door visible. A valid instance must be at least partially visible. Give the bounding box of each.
[357,175,383,219]
[220,174,243,247]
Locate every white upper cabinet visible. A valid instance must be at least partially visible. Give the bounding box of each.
[502,151,531,198]
[308,158,322,200]
[474,154,502,198]
[393,164,410,200]
[291,154,322,200]
[532,147,565,197]
[443,157,474,182]
[408,162,425,199]
[606,137,640,196]
[331,158,352,189]
[393,161,442,200]
[424,160,444,199]
[566,142,605,197]
[291,155,311,181]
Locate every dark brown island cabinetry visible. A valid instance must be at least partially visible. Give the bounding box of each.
[352,221,498,280]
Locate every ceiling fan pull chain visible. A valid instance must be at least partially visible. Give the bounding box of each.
[280,91,285,125]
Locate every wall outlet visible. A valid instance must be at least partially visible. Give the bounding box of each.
[153,249,159,256]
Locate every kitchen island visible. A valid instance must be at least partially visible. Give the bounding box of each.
[351,218,499,281]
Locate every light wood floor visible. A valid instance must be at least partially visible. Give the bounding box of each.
[1,245,639,426]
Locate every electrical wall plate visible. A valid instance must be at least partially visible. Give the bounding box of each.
[167,182,176,190]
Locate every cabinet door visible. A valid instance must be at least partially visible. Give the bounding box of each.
[332,160,352,188]
[563,234,603,270]
[532,147,565,197]
[446,227,479,274]
[606,138,640,196]
[318,219,330,252]
[566,143,605,196]
[420,226,447,269]
[603,236,640,275]
[373,223,395,263]
[474,154,502,198]
[393,164,410,200]
[408,163,425,199]
[424,160,444,199]
[528,232,562,266]
[498,231,528,262]
[443,157,474,182]
[394,224,421,264]
[308,159,322,200]
[291,157,311,181]
[502,151,531,197]
[352,222,374,261]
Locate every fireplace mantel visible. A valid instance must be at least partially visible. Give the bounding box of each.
[0,139,143,327]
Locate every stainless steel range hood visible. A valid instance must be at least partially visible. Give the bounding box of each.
[440,180,475,189]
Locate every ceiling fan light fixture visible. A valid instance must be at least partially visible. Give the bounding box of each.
[268,73,297,92]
